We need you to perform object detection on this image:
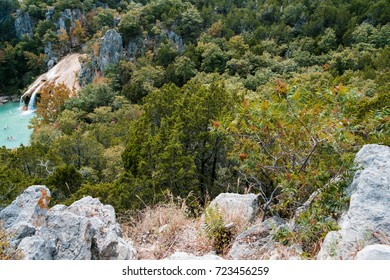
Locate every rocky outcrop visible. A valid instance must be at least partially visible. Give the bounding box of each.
[21,53,81,103]
[0,186,136,260]
[78,55,96,86]
[56,9,84,34]
[45,6,55,21]
[44,42,58,69]
[355,245,390,260]
[318,144,390,260]
[206,193,259,224]
[0,96,9,104]
[164,29,184,53]
[80,28,184,86]
[79,29,122,85]
[44,8,86,68]
[97,29,123,72]
[14,10,33,39]
[202,193,301,260]
[228,217,302,260]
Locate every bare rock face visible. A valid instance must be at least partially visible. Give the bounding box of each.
[97,29,123,72]
[56,9,84,34]
[44,8,86,68]
[14,10,33,39]
[0,186,136,260]
[79,29,123,85]
[164,29,184,53]
[318,144,390,260]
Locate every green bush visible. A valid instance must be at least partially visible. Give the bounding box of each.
[203,204,233,254]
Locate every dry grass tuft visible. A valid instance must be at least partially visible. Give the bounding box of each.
[121,193,267,259]
[0,222,22,260]
[121,194,214,259]
[373,230,390,245]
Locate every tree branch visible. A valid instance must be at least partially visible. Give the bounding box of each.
[289,163,345,230]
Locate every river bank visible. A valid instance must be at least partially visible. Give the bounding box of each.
[0,95,20,105]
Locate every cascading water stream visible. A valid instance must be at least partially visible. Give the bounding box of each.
[27,92,37,111]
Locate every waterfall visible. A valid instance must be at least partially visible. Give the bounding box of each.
[27,92,37,111]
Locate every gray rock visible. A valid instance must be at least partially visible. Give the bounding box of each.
[228,217,301,260]
[355,244,390,260]
[0,186,136,260]
[43,8,85,68]
[45,6,55,21]
[97,29,123,72]
[318,144,390,260]
[61,9,85,49]
[44,42,58,68]
[56,9,84,34]
[17,236,56,260]
[316,231,342,260]
[207,193,259,223]
[165,252,224,260]
[79,55,96,86]
[0,186,50,240]
[79,29,123,85]
[14,10,33,38]
[164,30,184,53]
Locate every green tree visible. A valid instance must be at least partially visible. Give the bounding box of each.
[64,83,117,113]
[49,130,104,172]
[55,0,92,11]
[170,56,197,86]
[122,78,240,205]
[46,164,82,201]
[0,0,17,42]
[200,42,228,73]
[318,28,337,53]
[122,64,165,103]
[118,9,143,43]
[155,41,178,67]
[94,8,115,30]
[178,6,203,42]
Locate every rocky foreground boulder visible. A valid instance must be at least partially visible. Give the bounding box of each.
[206,193,259,224]
[318,144,390,260]
[0,186,136,260]
[355,244,390,260]
[228,217,302,260]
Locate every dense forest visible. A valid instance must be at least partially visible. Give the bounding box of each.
[0,0,389,257]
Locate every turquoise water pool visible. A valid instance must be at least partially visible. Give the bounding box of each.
[0,102,36,149]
